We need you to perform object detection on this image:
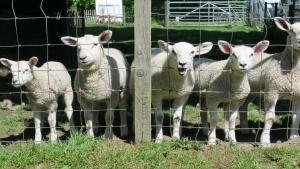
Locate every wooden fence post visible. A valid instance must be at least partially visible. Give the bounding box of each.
[134,0,152,143]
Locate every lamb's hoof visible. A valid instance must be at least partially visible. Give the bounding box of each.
[207,139,216,145]
[34,140,42,144]
[229,140,237,145]
[155,137,163,143]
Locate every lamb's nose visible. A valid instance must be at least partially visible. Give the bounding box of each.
[80,56,87,61]
[239,63,247,68]
[12,79,17,84]
[178,62,186,66]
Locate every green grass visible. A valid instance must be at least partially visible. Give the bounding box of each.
[0,132,299,169]
[0,101,299,168]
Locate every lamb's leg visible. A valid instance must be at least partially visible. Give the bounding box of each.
[228,103,240,144]
[172,95,189,139]
[208,111,218,145]
[84,111,94,137]
[33,111,42,144]
[290,98,300,139]
[260,95,278,147]
[152,97,164,143]
[119,91,128,137]
[200,100,209,136]
[105,100,118,139]
[64,89,74,130]
[223,103,230,141]
[207,102,219,145]
[48,103,58,142]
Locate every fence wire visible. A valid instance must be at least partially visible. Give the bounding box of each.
[0,0,300,146]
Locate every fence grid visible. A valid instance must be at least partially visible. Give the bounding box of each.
[0,0,300,147]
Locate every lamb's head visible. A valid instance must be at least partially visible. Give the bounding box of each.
[61,30,112,67]
[274,17,300,50]
[0,57,38,88]
[158,40,213,76]
[218,40,269,72]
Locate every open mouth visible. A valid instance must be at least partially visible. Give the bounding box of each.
[80,60,88,64]
[178,68,187,76]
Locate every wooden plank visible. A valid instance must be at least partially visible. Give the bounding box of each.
[134,0,151,143]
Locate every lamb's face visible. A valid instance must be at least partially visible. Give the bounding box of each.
[230,46,254,71]
[158,40,213,76]
[76,36,101,66]
[0,57,38,88]
[274,17,300,50]
[61,30,112,67]
[289,23,300,49]
[218,40,269,72]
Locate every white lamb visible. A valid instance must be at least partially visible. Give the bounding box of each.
[61,30,129,138]
[194,40,269,144]
[0,57,74,143]
[130,40,213,143]
[245,17,300,146]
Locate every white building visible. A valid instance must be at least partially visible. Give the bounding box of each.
[95,0,123,22]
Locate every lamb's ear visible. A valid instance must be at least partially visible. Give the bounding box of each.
[253,40,269,54]
[28,57,38,67]
[218,40,233,54]
[158,40,172,52]
[274,17,291,32]
[61,36,78,47]
[194,42,213,55]
[0,58,14,69]
[99,30,112,43]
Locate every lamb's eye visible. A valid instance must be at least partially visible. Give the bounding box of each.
[93,43,98,47]
[172,50,176,55]
[25,69,29,72]
[250,53,254,57]
[191,51,195,55]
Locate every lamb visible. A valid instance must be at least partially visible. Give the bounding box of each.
[194,40,269,145]
[0,57,74,143]
[244,17,300,146]
[61,30,129,138]
[130,40,213,143]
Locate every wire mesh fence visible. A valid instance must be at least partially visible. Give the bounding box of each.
[0,0,300,147]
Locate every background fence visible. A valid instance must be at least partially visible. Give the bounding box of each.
[0,0,300,147]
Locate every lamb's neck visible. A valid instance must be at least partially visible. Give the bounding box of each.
[24,68,43,94]
[284,36,300,68]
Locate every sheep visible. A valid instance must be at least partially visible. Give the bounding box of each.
[196,55,274,136]
[244,17,300,146]
[130,40,213,143]
[194,40,269,145]
[0,57,74,144]
[61,30,129,139]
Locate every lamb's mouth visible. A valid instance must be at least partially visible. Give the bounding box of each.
[178,68,187,76]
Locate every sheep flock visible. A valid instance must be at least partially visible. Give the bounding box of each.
[0,17,299,147]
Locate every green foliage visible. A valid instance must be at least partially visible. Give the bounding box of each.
[68,0,95,9]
